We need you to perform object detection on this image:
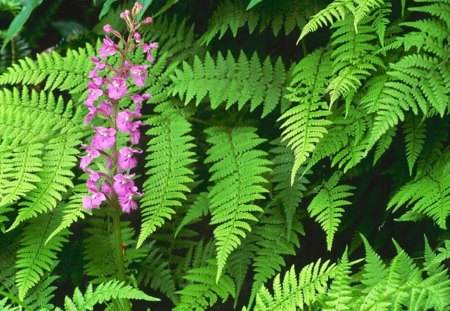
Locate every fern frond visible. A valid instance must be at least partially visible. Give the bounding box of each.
[270,139,310,238]
[174,258,235,311]
[45,183,90,244]
[353,0,386,31]
[328,13,384,105]
[279,49,333,182]
[307,172,355,250]
[388,149,450,228]
[137,242,178,303]
[254,259,337,311]
[403,114,426,175]
[201,0,323,43]
[8,132,82,231]
[369,0,450,146]
[175,192,209,238]
[248,207,303,307]
[62,280,158,310]
[170,51,288,117]
[0,44,95,93]
[322,250,353,311]
[137,110,195,248]
[299,0,355,40]
[15,211,69,300]
[205,126,271,282]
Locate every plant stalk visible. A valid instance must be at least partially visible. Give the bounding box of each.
[112,202,131,311]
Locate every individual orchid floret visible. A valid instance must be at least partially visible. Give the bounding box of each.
[130,64,149,86]
[99,37,118,58]
[116,105,141,133]
[98,101,113,117]
[107,77,128,99]
[129,121,144,144]
[101,181,113,196]
[143,17,152,24]
[142,42,157,62]
[80,144,100,169]
[118,186,142,213]
[118,147,142,170]
[85,82,103,106]
[85,168,101,193]
[91,127,117,150]
[131,93,151,104]
[83,188,106,210]
[113,173,136,196]
[84,104,98,125]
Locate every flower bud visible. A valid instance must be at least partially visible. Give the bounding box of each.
[103,24,113,33]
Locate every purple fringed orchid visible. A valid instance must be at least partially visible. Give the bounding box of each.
[79,2,154,213]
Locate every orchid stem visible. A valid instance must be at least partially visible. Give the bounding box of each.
[112,202,131,311]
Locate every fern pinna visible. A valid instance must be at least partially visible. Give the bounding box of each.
[0,0,449,310]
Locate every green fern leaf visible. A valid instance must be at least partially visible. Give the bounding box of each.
[308,173,354,250]
[248,207,303,307]
[403,114,426,175]
[0,44,95,93]
[254,260,337,310]
[174,258,235,311]
[15,211,69,300]
[170,51,288,117]
[270,139,310,238]
[388,149,450,228]
[201,0,323,43]
[299,0,355,40]
[62,280,158,310]
[205,126,271,282]
[279,49,333,183]
[137,110,195,248]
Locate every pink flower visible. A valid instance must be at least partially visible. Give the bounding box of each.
[85,82,103,106]
[90,57,106,70]
[103,24,113,33]
[99,101,113,117]
[80,144,100,169]
[130,121,144,144]
[101,181,113,195]
[83,189,106,210]
[118,147,142,170]
[118,192,138,213]
[143,17,152,24]
[107,77,127,99]
[130,64,148,86]
[113,173,135,196]
[118,186,142,213]
[91,127,116,150]
[131,93,151,104]
[84,104,97,125]
[134,32,141,43]
[85,168,100,193]
[99,37,117,58]
[142,42,158,62]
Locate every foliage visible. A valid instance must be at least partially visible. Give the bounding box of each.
[0,0,449,310]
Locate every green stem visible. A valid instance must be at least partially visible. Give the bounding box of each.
[111,202,131,311]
